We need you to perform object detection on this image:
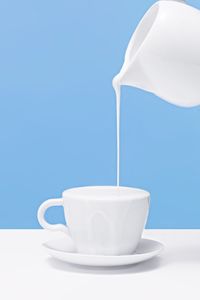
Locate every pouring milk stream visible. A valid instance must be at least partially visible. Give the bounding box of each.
[113,0,200,185]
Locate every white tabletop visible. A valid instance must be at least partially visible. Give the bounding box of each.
[0,229,199,300]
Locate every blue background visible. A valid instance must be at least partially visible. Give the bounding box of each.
[0,0,200,228]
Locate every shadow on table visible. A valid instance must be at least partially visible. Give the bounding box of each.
[46,255,164,275]
[166,245,200,265]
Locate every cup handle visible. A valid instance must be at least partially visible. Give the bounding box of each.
[37,198,69,234]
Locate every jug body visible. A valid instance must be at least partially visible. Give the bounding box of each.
[116,1,200,107]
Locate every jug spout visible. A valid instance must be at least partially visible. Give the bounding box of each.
[113,59,153,94]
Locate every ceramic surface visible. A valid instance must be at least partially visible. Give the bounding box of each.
[114,0,200,107]
[43,237,163,267]
[38,186,150,255]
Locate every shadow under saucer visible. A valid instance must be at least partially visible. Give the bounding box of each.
[46,255,164,275]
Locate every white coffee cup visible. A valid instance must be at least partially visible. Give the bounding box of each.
[37,186,150,255]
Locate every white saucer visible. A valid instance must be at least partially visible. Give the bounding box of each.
[43,238,164,267]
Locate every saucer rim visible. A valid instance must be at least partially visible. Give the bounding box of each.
[43,238,164,259]
[43,238,164,266]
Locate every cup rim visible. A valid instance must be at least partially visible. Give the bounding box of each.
[62,185,150,201]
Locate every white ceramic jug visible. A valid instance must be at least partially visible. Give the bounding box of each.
[113,0,200,107]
